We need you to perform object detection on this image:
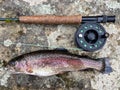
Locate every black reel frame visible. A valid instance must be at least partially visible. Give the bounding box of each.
[75,15,115,52]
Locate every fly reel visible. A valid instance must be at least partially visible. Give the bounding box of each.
[75,23,109,52]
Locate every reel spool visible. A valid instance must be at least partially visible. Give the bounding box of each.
[75,23,109,52]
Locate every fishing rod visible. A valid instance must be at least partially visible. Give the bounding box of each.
[0,15,115,24]
[0,15,115,52]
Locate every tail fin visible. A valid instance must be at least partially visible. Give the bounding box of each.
[101,58,112,74]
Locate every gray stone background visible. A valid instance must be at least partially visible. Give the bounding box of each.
[0,0,120,90]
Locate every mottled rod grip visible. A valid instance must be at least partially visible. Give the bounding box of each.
[19,15,82,24]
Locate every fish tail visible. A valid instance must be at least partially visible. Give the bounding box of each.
[100,57,112,74]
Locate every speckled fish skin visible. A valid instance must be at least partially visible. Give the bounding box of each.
[6,49,112,76]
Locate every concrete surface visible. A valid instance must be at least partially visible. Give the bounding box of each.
[0,0,120,90]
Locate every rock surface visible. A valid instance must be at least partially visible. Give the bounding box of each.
[0,0,120,90]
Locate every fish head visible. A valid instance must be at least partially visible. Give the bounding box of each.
[7,60,27,73]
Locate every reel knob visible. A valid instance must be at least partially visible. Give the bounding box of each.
[75,23,109,52]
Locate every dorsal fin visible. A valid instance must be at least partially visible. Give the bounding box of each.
[54,48,69,53]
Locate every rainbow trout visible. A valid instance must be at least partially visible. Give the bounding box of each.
[6,49,112,77]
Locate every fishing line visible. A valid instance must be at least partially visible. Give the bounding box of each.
[0,41,82,51]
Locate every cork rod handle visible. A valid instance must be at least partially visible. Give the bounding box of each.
[19,15,82,24]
